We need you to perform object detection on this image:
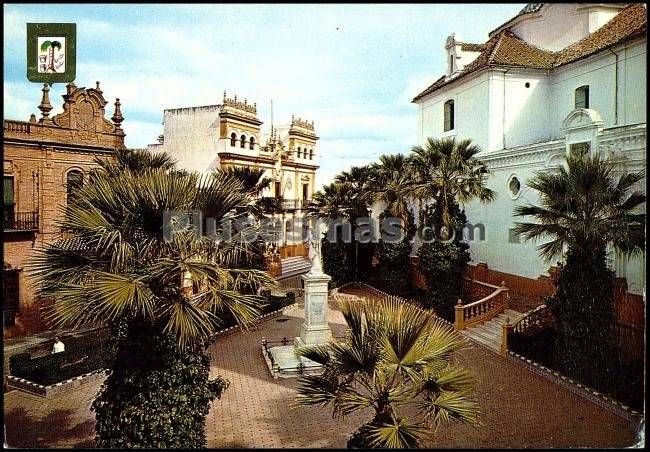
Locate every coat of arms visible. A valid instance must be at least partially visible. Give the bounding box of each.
[27,23,76,83]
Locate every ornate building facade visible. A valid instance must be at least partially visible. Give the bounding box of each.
[147,92,319,248]
[412,4,646,328]
[3,82,125,339]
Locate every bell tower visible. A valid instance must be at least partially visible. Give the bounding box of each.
[219,92,263,152]
[288,116,318,162]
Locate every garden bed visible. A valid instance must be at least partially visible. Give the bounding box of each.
[509,328,644,411]
[7,370,106,398]
[8,332,113,392]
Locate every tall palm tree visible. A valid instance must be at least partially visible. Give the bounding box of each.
[295,296,479,449]
[34,160,275,347]
[513,154,645,259]
[411,137,494,228]
[366,154,415,229]
[513,153,645,387]
[31,151,276,447]
[308,181,359,220]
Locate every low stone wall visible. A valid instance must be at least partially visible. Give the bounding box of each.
[7,369,106,398]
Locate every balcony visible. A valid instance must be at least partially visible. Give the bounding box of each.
[3,210,39,232]
[280,199,311,211]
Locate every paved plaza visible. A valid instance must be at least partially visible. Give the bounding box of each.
[3,289,639,448]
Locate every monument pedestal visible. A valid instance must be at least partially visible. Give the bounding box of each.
[263,251,333,378]
[295,270,332,347]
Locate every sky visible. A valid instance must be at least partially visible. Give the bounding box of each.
[4,3,525,188]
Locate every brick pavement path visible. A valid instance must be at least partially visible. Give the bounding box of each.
[3,289,639,448]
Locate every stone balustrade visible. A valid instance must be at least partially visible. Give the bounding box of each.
[455,280,509,330]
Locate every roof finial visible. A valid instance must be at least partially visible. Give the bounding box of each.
[112,98,124,127]
[95,81,102,93]
[38,83,53,123]
[223,90,226,102]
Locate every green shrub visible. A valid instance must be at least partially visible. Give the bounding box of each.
[547,246,617,392]
[266,291,295,312]
[92,318,228,448]
[322,227,376,289]
[416,202,470,320]
[368,209,415,296]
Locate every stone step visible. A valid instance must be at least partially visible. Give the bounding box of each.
[463,330,500,353]
[477,322,503,335]
[469,326,501,343]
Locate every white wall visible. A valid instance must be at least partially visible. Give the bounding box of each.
[418,71,490,151]
[418,39,647,154]
[157,106,221,174]
[549,39,646,132]
[414,33,646,292]
[507,4,623,52]
[492,70,553,151]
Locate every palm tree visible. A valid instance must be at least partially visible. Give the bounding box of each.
[513,154,645,260]
[31,150,276,446]
[308,181,359,220]
[513,153,645,387]
[366,154,415,230]
[217,166,271,196]
[95,148,177,176]
[410,137,494,229]
[41,40,62,72]
[295,296,479,448]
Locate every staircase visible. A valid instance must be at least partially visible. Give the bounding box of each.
[460,309,523,353]
[279,256,312,279]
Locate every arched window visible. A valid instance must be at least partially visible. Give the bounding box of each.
[575,85,589,109]
[66,170,83,204]
[230,133,237,147]
[297,147,302,158]
[240,134,246,148]
[444,99,455,132]
[249,136,255,150]
[309,149,314,160]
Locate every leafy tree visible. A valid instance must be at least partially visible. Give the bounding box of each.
[216,166,272,196]
[408,137,492,317]
[514,153,645,388]
[295,297,479,448]
[32,149,276,447]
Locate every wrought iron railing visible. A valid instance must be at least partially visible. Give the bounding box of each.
[3,210,39,231]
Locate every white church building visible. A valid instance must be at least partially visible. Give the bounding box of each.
[412,3,646,299]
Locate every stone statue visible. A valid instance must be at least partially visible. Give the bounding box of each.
[305,227,323,275]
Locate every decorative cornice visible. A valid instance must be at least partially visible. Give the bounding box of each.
[219,111,263,127]
[4,136,117,155]
[291,115,314,130]
[218,152,319,170]
[479,123,646,170]
[222,91,257,115]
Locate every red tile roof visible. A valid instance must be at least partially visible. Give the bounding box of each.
[554,3,647,66]
[413,4,647,103]
[460,43,485,52]
[490,3,545,37]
